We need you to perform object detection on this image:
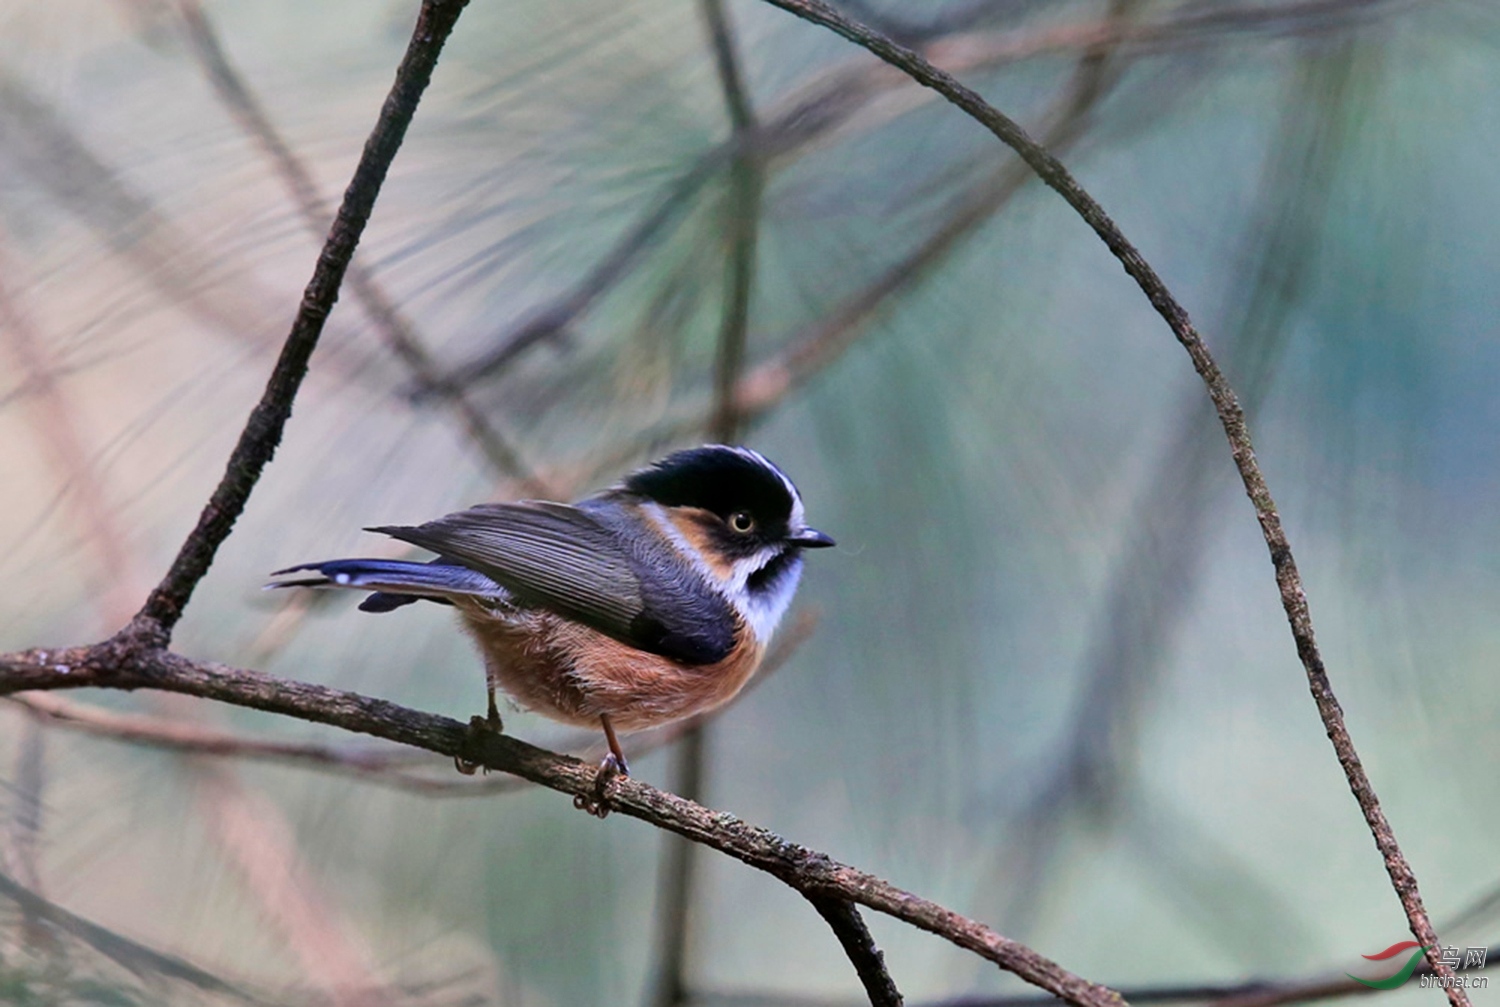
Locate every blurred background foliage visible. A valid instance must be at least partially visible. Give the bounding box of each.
[1,0,1498,1004]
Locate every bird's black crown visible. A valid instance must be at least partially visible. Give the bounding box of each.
[622,445,798,538]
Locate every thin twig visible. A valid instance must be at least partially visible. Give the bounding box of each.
[10,720,47,950]
[136,0,474,641]
[652,716,705,1007]
[590,0,1139,465]
[807,896,905,1007]
[103,10,480,982]
[429,154,727,392]
[751,1,1464,1001]
[678,932,1499,1006]
[0,646,1123,1007]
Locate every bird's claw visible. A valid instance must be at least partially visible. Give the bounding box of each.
[454,712,505,775]
[573,752,629,818]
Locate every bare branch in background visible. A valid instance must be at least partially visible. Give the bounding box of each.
[167,0,550,496]
[704,0,763,447]
[551,0,1147,492]
[0,867,260,1003]
[8,720,48,951]
[0,70,376,382]
[428,0,1389,397]
[135,0,475,640]
[1,233,386,1002]
[752,1,1465,1000]
[422,154,727,392]
[0,864,486,1007]
[733,0,1140,426]
[991,37,1364,945]
[685,936,1497,1005]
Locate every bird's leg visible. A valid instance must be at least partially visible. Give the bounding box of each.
[600,713,629,776]
[454,684,505,775]
[574,713,629,818]
[486,685,503,732]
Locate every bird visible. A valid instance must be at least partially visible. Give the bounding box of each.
[267,445,833,801]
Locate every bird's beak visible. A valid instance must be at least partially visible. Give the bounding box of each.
[787,527,835,548]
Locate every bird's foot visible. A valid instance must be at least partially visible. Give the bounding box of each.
[454,711,505,775]
[573,752,629,818]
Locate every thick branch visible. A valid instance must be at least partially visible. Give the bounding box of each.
[0,644,1120,1007]
[136,0,472,640]
[752,1,1462,1001]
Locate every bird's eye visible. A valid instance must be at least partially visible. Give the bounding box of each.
[728,510,755,534]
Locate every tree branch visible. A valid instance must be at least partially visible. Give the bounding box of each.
[751,1,1463,1001]
[0,645,1121,1007]
[136,0,473,640]
[808,896,904,1007]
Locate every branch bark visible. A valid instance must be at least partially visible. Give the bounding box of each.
[751,1,1464,1002]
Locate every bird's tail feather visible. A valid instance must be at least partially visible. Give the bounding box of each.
[266,559,503,613]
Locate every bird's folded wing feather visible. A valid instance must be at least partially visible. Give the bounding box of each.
[370,501,733,664]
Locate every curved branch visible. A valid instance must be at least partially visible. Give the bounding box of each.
[751,1,1462,1001]
[0,643,1120,1007]
[136,0,473,640]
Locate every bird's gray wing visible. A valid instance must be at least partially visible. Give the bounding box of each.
[369,501,734,664]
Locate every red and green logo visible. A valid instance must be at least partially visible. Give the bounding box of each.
[1347,942,1431,990]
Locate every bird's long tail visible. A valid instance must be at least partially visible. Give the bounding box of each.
[266,558,503,613]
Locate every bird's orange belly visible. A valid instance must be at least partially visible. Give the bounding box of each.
[458,605,763,732]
